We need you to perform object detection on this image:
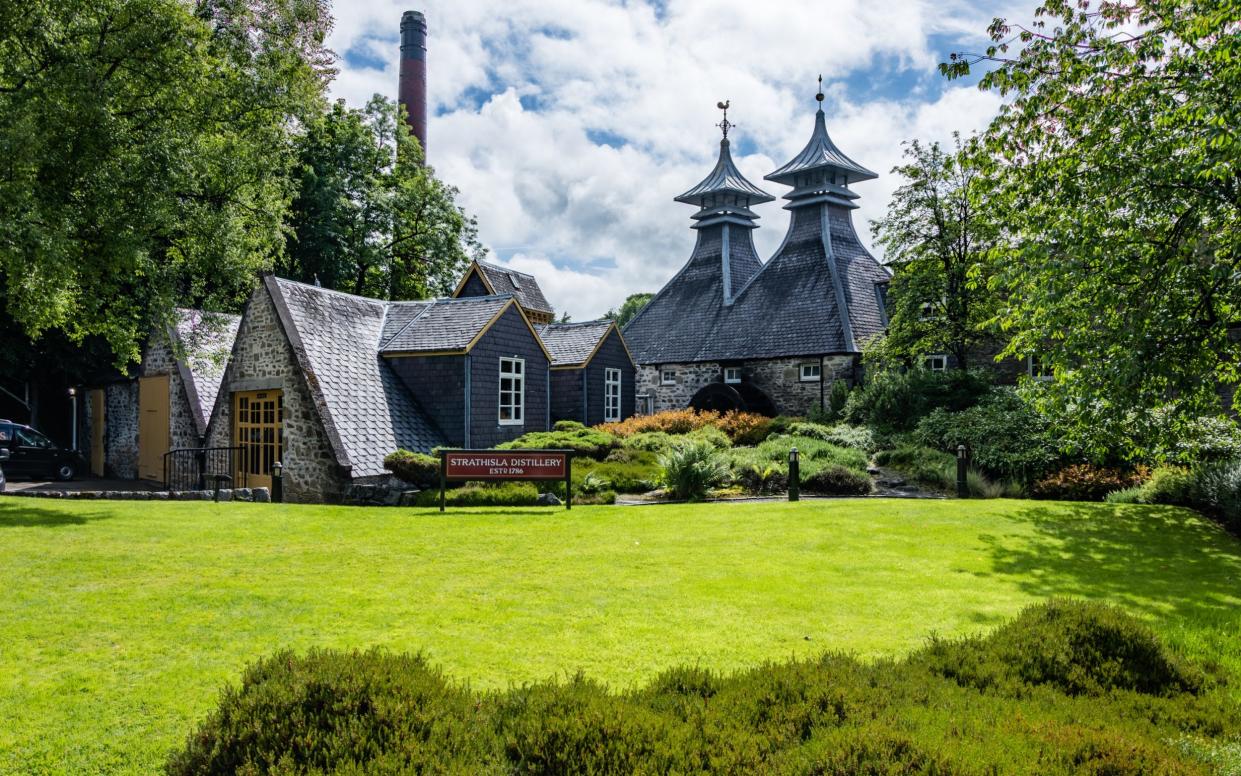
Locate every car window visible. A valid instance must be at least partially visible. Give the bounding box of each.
[0,425,11,442]
[15,427,53,449]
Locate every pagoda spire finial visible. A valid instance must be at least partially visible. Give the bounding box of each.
[715,100,732,139]
[815,75,824,109]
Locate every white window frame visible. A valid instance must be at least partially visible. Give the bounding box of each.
[1028,354,1054,382]
[923,354,948,372]
[604,368,622,422]
[799,363,821,383]
[660,369,676,386]
[723,367,742,384]
[498,357,525,425]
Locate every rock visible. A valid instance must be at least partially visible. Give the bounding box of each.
[234,488,252,502]
[252,487,270,503]
[149,491,169,500]
[867,466,881,475]
[536,492,562,507]
[397,490,421,507]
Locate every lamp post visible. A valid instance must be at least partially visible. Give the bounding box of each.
[956,444,968,498]
[67,387,77,452]
[271,460,283,503]
[788,446,800,502]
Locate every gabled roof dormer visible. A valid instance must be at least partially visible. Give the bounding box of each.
[452,259,555,324]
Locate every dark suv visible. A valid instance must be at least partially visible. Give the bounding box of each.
[0,421,82,481]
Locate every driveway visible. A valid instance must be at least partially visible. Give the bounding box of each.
[3,478,164,493]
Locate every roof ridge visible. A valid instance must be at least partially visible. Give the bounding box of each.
[477,259,535,278]
[429,293,514,304]
[271,275,394,305]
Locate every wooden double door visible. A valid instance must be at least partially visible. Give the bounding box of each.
[234,390,283,490]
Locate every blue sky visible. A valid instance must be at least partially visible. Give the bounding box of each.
[327,0,1020,319]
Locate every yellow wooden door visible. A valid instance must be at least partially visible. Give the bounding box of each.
[138,374,170,481]
[89,390,105,477]
[233,390,283,490]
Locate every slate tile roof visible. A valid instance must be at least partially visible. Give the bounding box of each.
[475,261,554,315]
[537,320,614,366]
[173,309,241,434]
[675,138,775,205]
[766,108,877,186]
[269,278,445,475]
[379,295,512,353]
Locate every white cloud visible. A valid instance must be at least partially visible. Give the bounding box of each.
[327,0,1015,319]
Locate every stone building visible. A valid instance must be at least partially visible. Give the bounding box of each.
[80,309,239,481]
[624,95,891,416]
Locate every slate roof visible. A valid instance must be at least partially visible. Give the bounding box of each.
[172,309,241,436]
[537,320,615,366]
[379,295,512,353]
[474,260,554,315]
[624,105,891,365]
[268,278,445,474]
[766,108,877,186]
[676,138,774,205]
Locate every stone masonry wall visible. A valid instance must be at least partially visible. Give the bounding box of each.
[103,382,139,478]
[206,287,346,503]
[636,355,856,417]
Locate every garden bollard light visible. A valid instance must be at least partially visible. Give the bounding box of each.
[789,447,800,502]
[272,461,284,504]
[957,444,968,498]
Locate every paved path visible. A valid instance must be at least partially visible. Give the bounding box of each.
[2,478,164,494]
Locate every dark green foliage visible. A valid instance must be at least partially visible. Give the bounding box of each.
[874,445,1020,499]
[915,388,1059,482]
[382,449,439,488]
[573,451,660,494]
[604,293,653,329]
[843,369,992,431]
[166,648,503,775]
[1189,459,1241,534]
[496,427,619,460]
[916,599,1204,697]
[553,420,586,432]
[1031,465,1147,502]
[171,601,1236,775]
[802,465,873,496]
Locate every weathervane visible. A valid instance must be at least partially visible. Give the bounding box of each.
[716,100,733,139]
[816,74,824,104]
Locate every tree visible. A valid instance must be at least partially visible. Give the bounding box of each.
[279,96,482,300]
[870,136,996,370]
[606,293,653,329]
[0,0,332,366]
[944,0,1241,456]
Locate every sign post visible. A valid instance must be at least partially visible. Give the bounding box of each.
[438,449,573,511]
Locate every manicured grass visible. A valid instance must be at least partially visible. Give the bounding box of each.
[1,497,1239,775]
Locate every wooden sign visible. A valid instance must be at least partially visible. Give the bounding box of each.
[438,449,572,510]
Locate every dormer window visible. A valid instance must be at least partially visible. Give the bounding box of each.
[508,272,522,290]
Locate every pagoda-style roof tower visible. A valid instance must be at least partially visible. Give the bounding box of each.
[625,85,891,368]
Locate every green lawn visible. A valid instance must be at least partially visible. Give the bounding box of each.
[1,497,1239,775]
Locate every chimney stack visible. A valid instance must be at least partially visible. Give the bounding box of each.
[399,10,428,156]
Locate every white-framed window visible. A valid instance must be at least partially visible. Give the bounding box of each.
[918,301,936,322]
[799,363,821,382]
[661,369,676,386]
[723,367,742,384]
[923,354,948,372]
[498,357,524,425]
[1028,354,1053,382]
[604,368,622,422]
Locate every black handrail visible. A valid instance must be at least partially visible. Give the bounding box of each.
[163,447,245,491]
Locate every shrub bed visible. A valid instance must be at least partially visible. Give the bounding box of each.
[597,409,772,444]
[170,601,1238,775]
[874,445,1021,499]
[383,450,439,488]
[497,425,619,459]
[1031,464,1148,502]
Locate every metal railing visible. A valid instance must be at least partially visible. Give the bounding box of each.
[163,447,245,491]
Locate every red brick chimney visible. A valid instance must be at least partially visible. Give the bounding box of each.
[399,10,427,156]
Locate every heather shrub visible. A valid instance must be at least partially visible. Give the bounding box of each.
[597,409,770,443]
[756,435,869,476]
[166,648,502,775]
[622,431,677,453]
[730,459,788,495]
[658,440,729,501]
[787,422,877,453]
[574,452,660,493]
[685,425,732,450]
[1031,464,1148,502]
[553,419,586,431]
[916,599,1204,697]
[383,450,440,488]
[802,465,872,496]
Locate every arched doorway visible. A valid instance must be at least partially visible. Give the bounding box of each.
[688,382,777,416]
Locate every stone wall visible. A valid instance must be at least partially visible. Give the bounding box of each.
[103,382,139,479]
[206,286,347,503]
[636,355,856,416]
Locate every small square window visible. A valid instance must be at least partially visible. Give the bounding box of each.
[923,354,948,372]
[799,364,821,382]
[1028,355,1053,382]
[723,367,742,384]
[661,370,676,386]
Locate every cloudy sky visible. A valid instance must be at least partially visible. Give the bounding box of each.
[328,0,1022,320]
